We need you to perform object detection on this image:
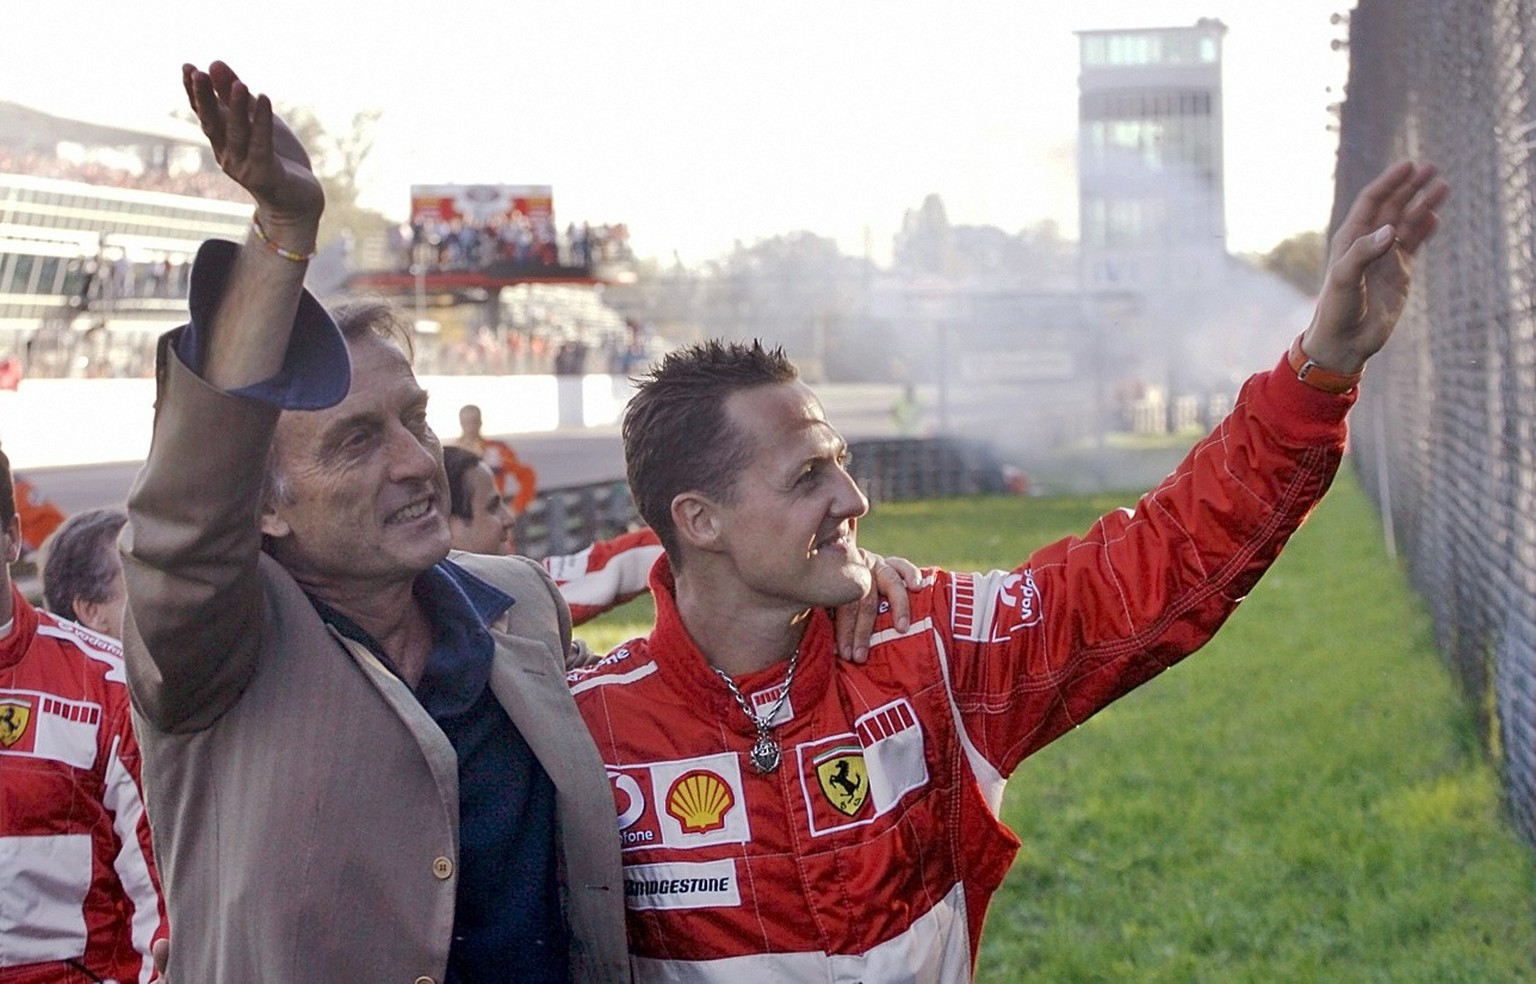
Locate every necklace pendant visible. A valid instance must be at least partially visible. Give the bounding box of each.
[749,733,782,774]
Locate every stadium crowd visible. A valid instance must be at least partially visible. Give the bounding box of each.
[0,147,247,203]
[3,146,647,383]
[392,214,632,274]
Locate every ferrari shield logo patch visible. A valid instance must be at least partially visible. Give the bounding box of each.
[814,746,869,817]
[0,697,32,748]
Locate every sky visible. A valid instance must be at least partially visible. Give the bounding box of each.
[1,2,1352,266]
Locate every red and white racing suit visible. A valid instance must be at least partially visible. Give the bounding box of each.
[569,360,1351,982]
[0,586,166,984]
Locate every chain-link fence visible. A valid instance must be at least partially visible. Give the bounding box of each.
[1338,0,1536,848]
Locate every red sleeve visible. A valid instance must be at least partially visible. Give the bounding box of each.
[939,358,1352,777]
[544,527,663,626]
[16,477,66,553]
[488,440,538,515]
[100,686,169,977]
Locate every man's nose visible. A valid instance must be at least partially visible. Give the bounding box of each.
[833,467,869,520]
[388,426,439,480]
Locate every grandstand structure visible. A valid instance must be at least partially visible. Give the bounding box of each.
[1075,18,1228,293]
[343,181,642,376]
[0,99,645,380]
[0,100,248,377]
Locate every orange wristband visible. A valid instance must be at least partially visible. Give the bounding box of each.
[251,212,316,262]
[1288,335,1363,394]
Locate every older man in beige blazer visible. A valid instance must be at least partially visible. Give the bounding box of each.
[119,63,627,983]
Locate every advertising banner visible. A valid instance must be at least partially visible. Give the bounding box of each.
[409,184,554,227]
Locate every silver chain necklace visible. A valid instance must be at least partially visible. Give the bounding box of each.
[713,648,800,774]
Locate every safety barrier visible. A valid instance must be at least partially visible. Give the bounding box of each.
[844,437,1012,503]
[10,436,1010,608]
[511,436,1010,560]
[515,481,643,560]
[1338,0,1536,849]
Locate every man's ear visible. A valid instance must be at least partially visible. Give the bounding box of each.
[72,597,112,636]
[2,516,20,564]
[671,491,723,552]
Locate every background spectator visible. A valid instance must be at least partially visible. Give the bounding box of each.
[41,507,129,639]
[450,403,538,515]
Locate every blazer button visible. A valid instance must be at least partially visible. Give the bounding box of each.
[414,976,436,984]
[431,856,454,880]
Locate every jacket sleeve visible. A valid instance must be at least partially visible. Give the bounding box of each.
[450,551,578,665]
[120,339,279,733]
[519,553,576,668]
[940,356,1355,777]
[120,240,346,734]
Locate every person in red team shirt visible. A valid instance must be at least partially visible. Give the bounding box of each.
[0,442,67,559]
[569,160,1448,981]
[451,403,539,516]
[0,449,167,983]
[14,474,64,557]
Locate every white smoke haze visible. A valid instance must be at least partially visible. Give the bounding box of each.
[623,160,1314,494]
[0,5,1338,497]
[863,270,1310,493]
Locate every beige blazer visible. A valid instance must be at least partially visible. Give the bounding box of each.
[122,348,628,983]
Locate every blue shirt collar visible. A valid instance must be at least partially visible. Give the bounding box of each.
[310,559,515,719]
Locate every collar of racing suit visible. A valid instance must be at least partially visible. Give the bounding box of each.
[644,553,838,738]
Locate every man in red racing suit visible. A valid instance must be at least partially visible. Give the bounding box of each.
[573,357,1347,979]
[1,451,167,984]
[569,160,1449,981]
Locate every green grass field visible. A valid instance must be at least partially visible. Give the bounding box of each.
[578,470,1536,981]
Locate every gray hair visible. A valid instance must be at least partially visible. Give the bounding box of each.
[331,296,415,358]
[41,508,127,617]
[264,294,414,510]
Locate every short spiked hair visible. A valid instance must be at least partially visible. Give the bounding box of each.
[623,340,798,562]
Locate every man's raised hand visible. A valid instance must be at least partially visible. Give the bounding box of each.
[1303,160,1450,373]
[182,61,323,232]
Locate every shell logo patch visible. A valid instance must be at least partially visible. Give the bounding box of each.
[814,746,869,817]
[608,752,751,850]
[665,769,736,834]
[0,697,31,747]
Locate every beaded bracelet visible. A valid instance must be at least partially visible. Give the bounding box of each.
[1287,334,1364,394]
[251,213,317,262]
